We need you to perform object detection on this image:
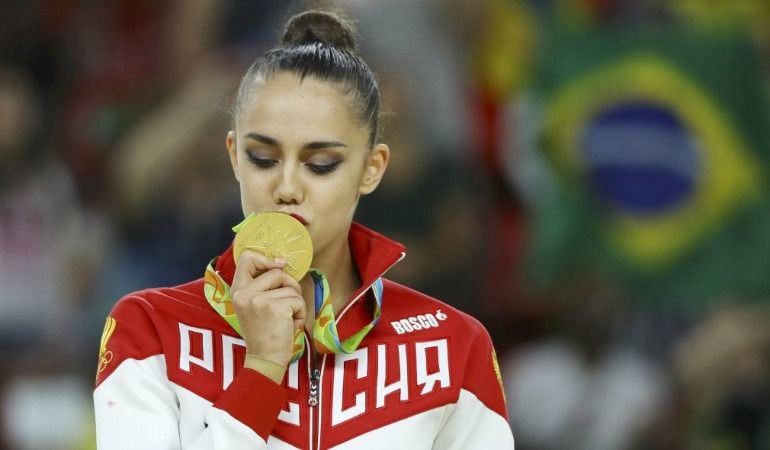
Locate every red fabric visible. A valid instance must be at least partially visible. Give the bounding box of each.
[460,322,509,419]
[95,294,163,387]
[214,368,288,441]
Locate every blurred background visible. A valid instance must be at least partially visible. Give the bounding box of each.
[1,0,769,448]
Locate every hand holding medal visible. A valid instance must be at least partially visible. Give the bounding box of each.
[225,212,312,370]
[233,212,313,281]
[207,211,382,374]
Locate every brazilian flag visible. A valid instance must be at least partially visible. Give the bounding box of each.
[529,21,770,304]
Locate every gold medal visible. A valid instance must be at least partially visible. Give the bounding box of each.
[233,212,313,281]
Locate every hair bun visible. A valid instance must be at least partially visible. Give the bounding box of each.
[281,10,358,52]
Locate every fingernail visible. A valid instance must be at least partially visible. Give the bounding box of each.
[274,258,288,265]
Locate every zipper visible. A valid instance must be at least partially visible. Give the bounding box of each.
[305,331,322,450]
[314,357,327,450]
[308,368,320,407]
[306,328,320,407]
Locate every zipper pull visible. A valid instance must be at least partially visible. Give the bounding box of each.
[308,368,320,407]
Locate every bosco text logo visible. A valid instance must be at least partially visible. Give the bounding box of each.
[390,310,447,335]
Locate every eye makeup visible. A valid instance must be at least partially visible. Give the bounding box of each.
[245,150,278,169]
[305,159,343,174]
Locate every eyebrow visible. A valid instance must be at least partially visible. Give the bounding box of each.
[243,132,348,151]
[244,132,279,147]
[305,140,348,150]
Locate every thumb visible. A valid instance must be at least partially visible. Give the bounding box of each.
[231,250,286,291]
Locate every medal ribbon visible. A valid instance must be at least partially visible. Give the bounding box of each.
[203,261,383,363]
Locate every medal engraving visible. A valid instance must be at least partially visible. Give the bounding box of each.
[233,212,313,281]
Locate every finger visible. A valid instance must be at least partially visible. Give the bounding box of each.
[231,270,303,308]
[263,286,304,300]
[247,268,302,294]
[232,250,287,291]
[237,285,306,331]
[281,296,307,329]
[236,293,306,331]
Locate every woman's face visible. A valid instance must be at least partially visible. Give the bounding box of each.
[227,72,388,260]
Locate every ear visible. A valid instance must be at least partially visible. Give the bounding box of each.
[226,130,240,182]
[358,143,390,195]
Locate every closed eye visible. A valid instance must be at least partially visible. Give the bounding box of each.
[246,151,278,169]
[306,160,343,175]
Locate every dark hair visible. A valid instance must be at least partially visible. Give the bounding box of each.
[233,10,381,146]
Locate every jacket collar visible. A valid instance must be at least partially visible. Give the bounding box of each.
[214,221,406,314]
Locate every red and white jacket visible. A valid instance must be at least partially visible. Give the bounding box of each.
[94,223,515,449]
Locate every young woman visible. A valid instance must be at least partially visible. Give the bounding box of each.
[94,10,514,449]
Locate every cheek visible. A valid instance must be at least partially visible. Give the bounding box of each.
[310,177,360,227]
[320,175,361,207]
[238,171,272,205]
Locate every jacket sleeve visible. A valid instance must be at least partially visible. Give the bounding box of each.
[93,296,287,449]
[433,324,515,449]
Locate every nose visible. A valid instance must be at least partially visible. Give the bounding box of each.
[274,162,303,205]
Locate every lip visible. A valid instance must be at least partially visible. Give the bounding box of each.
[286,212,308,225]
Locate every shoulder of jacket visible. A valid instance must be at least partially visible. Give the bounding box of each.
[381,278,490,337]
[110,278,207,315]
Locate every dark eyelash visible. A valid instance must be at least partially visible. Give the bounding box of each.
[307,160,343,175]
[246,152,277,169]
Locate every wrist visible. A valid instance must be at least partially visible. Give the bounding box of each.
[244,354,287,384]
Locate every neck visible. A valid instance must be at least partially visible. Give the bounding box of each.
[301,235,360,327]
